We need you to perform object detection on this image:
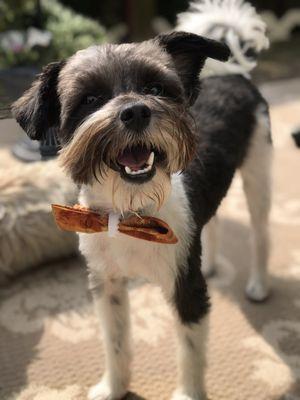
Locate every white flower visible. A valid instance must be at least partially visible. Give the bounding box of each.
[0,28,51,54]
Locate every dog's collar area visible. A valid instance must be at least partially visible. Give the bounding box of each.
[51,204,178,244]
[108,211,121,238]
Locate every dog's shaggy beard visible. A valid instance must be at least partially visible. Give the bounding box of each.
[59,96,195,213]
[94,167,172,213]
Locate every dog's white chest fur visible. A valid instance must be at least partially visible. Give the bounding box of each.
[78,174,193,289]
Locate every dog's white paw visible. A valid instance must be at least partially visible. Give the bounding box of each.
[246,279,269,302]
[88,379,127,400]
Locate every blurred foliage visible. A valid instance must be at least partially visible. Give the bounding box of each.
[157,0,188,24]
[251,0,300,16]
[1,40,41,68]
[43,0,106,59]
[59,0,189,41]
[0,0,39,31]
[0,0,106,68]
[60,0,300,30]
[1,0,300,69]
[61,0,122,28]
[60,0,189,27]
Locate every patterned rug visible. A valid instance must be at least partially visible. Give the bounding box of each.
[0,99,299,400]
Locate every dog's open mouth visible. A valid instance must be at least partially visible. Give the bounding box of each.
[117,145,163,184]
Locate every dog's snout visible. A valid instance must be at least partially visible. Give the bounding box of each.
[120,103,151,131]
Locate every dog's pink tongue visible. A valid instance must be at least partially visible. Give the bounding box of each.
[118,147,151,171]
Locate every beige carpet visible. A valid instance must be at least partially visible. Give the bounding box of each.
[0,100,300,400]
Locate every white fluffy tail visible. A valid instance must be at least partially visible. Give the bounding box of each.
[176,0,269,77]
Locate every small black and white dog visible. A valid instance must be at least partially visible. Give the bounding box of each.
[12,11,271,400]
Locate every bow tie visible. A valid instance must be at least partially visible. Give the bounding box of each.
[51,204,178,244]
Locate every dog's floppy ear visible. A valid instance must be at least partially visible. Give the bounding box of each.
[12,60,65,140]
[157,31,231,104]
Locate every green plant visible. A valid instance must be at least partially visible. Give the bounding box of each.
[0,0,38,31]
[43,0,106,60]
[0,0,106,68]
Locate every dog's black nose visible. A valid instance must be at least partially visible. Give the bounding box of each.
[120,103,151,131]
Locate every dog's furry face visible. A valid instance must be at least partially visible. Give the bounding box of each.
[12,32,230,213]
[57,41,195,212]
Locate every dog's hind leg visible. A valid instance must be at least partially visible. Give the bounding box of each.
[201,216,218,277]
[88,274,131,400]
[240,106,272,302]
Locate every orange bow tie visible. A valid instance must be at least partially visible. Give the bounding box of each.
[51,204,178,244]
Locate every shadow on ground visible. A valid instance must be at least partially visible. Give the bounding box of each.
[208,217,300,399]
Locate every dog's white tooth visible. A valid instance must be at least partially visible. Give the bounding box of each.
[125,164,152,176]
[147,152,155,167]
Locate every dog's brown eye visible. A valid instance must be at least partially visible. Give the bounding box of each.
[84,95,98,105]
[143,84,163,96]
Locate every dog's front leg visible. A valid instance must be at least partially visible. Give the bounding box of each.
[172,317,208,400]
[88,275,131,400]
[170,262,209,400]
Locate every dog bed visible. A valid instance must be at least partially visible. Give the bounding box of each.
[0,149,78,284]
